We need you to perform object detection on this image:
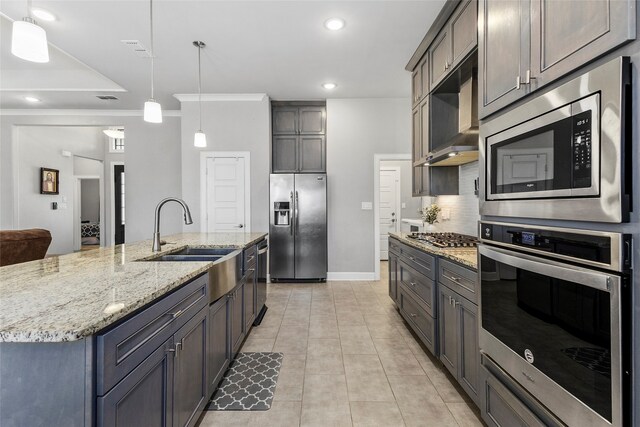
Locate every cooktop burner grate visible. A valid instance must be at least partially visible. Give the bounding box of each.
[407,232,478,248]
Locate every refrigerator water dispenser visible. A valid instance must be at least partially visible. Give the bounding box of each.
[274,202,290,225]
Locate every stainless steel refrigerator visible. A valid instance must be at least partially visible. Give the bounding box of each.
[270,174,327,281]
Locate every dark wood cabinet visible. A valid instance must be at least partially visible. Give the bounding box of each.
[230,283,245,356]
[244,268,256,330]
[438,283,479,405]
[272,103,326,173]
[388,251,399,302]
[98,339,174,427]
[208,296,231,393]
[479,0,635,118]
[173,307,208,427]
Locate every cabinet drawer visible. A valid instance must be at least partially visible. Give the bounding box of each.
[438,258,478,304]
[96,274,208,396]
[481,365,546,427]
[243,245,257,273]
[402,245,436,280]
[389,238,402,256]
[399,261,435,317]
[399,283,437,355]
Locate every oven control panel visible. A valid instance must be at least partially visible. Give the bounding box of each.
[572,110,592,188]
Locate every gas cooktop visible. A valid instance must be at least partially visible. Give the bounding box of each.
[407,232,478,248]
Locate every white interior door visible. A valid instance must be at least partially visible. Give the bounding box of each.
[379,167,401,260]
[206,156,247,232]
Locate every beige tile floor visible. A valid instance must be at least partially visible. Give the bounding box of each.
[200,262,485,427]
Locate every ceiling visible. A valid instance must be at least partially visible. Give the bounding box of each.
[0,1,445,110]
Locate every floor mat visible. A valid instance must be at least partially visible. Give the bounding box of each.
[209,352,283,411]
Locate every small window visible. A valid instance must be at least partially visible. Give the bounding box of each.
[112,137,125,152]
[105,128,125,153]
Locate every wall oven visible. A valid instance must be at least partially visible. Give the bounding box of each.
[479,56,632,223]
[478,221,632,427]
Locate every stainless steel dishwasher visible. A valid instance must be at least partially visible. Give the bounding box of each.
[253,239,268,325]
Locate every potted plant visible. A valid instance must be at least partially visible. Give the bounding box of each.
[419,204,441,231]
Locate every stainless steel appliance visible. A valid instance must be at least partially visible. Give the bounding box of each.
[253,239,268,325]
[407,232,478,248]
[270,174,327,281]
[478,221,632,427]
[479,56,632,223]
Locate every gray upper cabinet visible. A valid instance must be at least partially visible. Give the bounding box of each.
[273,107,298,134]
[419,97,429,160]
[412,68,422,107]
[272,104,327,173]
[480,0,636,118]
[173,307,208,427]
[430,28,451,88]
[272,136,298,173]
[299,107,326,134]
[299,136,326,172]
[530,0,636,88]
[451,0,478,66]
[412,106,421,164]
[479,0,531,118]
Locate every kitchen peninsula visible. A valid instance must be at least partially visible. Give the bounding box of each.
[0,232,267,427]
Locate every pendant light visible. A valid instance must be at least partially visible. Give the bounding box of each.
[143,0,162,123]
[11,0,49,63]
[193,41,207,148]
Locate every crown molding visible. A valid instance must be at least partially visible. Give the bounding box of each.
[173,93,268,102]
[0,109,182,116]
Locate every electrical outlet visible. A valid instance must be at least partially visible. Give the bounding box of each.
[401,202,406,208]
[441,208,451,220]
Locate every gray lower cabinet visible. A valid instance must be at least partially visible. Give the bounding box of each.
[388,251,399,302]
[244,268,256,330]
[173,307,208,427]
[398,283,437,355]
[208,297,231,393]
[230,283,246,356]
[438,284,479,405]
[98,338,174,427]
[98,306,208,427]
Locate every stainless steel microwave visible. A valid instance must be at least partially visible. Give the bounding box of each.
[480,57,632,223]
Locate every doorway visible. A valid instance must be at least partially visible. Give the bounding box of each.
[200,152,251,233]
[379,167,401,260]
[113,164,125,245]
[73,174,104,252]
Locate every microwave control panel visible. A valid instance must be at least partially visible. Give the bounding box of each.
[572,110,592,188]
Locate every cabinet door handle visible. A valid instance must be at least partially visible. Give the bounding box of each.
[410,313,418,318]
[455,301,461,307]
[516,75,522,90]
[170,309,183,319]
[166,347,176,353]
[176,341,183,352]
[525,69,536,85]
[443,273,461,283]
[410,282,417,287]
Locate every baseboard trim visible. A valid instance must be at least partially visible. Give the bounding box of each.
[326,272,375,281]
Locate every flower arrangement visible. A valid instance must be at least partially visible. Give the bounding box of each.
[420,204,441,225]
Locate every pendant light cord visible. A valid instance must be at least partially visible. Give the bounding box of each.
[150,0,155,99]
[198,44,202,130]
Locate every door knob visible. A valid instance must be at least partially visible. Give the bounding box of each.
[236,224,244,228]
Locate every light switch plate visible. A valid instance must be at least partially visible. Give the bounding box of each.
[361,202,373,210]
[401,202,406,208]
[441,208,451,220]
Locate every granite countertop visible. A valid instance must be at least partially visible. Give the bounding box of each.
[0,232,267,343]
[389,232,478,270]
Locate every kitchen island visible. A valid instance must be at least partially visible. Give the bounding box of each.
[0,232,267,427]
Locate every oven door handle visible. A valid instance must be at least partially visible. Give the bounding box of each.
[478,244,618,292]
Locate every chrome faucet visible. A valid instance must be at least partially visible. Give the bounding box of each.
[152,197,193,251]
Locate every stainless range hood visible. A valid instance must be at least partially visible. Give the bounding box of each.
[425,75,479,166]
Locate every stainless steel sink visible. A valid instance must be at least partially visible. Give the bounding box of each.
[140,246,242,303]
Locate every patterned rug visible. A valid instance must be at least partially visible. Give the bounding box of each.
[209,352,283,411]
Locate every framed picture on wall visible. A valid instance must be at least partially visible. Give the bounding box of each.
[40,167,59,195]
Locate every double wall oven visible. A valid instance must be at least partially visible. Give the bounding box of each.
[479,222,632,427]
[480,56,632,223]
[477,57,634,427]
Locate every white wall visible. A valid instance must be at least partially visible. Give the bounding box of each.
[179,97,270,233]
[327,98,411,275]
[13,126,105,254]
[0,114,183,247]
[422,161,480,237]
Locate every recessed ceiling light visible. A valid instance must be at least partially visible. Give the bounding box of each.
[322,82,337,90]
[324,18,345,31]
[31,8,56,22]
[24,96,41,103]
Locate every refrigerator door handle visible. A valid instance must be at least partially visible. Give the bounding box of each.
[295,191,299,232]
[290,191,294,235]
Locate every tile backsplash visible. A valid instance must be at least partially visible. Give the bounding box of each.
[422,161,480,236]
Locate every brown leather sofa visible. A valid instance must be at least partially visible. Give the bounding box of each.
[0,229,52,267]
